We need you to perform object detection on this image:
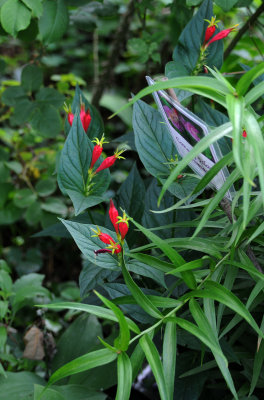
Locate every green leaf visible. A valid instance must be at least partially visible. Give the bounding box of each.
[116,163,145,243]
[130,217,197,289]
[58,116,110,215]
[25,202,42,225]
[38,0,68,44]
[189,299,238,399]
[132,99,176,179]
[128,252,175,273]
[163,322,176,400]
[120,257,163,319]
[41,198,67,215]
[249,338,264,395]
[193,168,240,237]
[127,260,167,288]
[51,314,102,373]
[21,64,43,92]
[95,291,130,351]
[245,81,264,105]
[0,372,45,400]
[5,161,23,174]
[36,302,140,334]
[59,220,121,270]
[36,178,56,197]
[30,104,61,137]
[139,334,169,400]
[21,0,43,18]
[157,122,233,205]
[237,63,264,96]
[173,0,224,72]
[116,353,132,400]
[1,86,27,106]
[0,0,31,37]
[186,281,264,338]
[48,348,117,386]
[214,0,239,11]
[36,87,64,108]
[13,188,37,208]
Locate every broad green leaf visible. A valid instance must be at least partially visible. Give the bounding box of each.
[127,260,167,288]
[51,314,102,374]
[163,322,176,400]
[132,100,175,178]
[30,104,61,137]
[173,0,224,72]
[142,179,193,240]
[237,63,264,96]
[38,0,68,43]
[13,188,37,208]
[41,198,67,215]
[95,291,130,351]
[0,372,45,400]
[120,256,163,319]
[139,334,169,400]
[21,0,42,18]
[116,163,145,244]
[116,353,132,400]
[48,348,117,386]
[36,87,64,108]
[21,64,43,92]
[36,178,56,197]
[0,0,31,36]
[58,116,110,214]
[130,217,196,289]
[36,302,140,334]
[214,0,239,11]
[59,220,121,270]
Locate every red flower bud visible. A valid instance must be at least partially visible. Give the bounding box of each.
[242,130,247,138]
[80,105,91,132]
[95,149,125,174]
[204,25,216,45]
[98,232,115,245]
[68,112,74,126]
[90,145,103,169]
[109,199,119,235]
[205,24,238,48]
[94,243,122,256]
[90,134,108,169]
[117,212,129,240]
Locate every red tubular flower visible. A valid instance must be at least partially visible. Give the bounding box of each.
[117,212,129,240]
[203,16,219,45]
[68,112,74,126]
[205,24,239,48]
[91,226,115,244]
[90,134,108,169]
[109,199,119,235]
[95,149,125,174]
[94,244,122,256]
[80,104,91,132]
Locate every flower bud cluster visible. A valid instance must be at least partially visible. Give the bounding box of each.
[91,200,129,256]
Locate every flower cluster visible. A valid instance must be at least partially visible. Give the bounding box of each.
[91,200,129,256]
[203,16,238,49]
[88,135,125,175]
[66,103,92,132]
